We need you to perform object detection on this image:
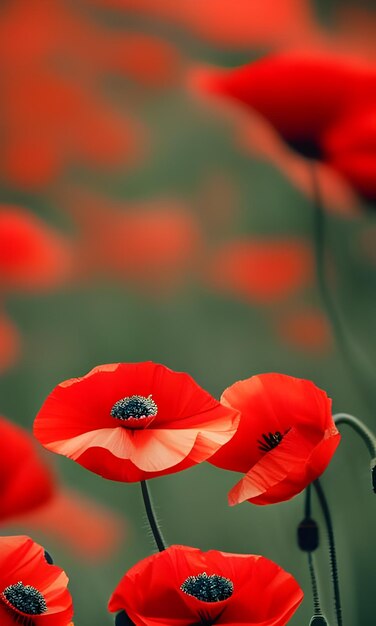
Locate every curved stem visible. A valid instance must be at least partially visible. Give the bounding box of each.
[334,412,376,458]
[140,480,166,552]
[305,483,312,518]
[311,165,374,414]
[313,480,342,626]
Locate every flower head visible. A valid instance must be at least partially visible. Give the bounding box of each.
[34,362,239,482]
[0,535,73,626]
[209,373,340,505]
[192,52,376,202]
[0,416,55,521]
[109,545,303,625]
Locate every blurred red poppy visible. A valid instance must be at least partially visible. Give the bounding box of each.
[34,362,240,482]
[207,237,313,303]
[62,189,202,290]
[210,373,340,505]
[191,52,376,203]
[0,205,71,291]
[8,488,124,562]
[104,33,183,88]
[0,314,20,373]
[93,0,320,51]
[0,0,145,190]
[109,544,303,625]
[277,308,332,352]
[0,535,73,626]
[0,417,55,521]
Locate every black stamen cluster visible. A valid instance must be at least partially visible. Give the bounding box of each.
[3,582,47,615]
[180,572,234,603]
[111,395,158,421]
[258,431,284,453]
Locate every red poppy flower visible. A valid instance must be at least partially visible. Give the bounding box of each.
[33,362,240,482]
[0,205,71,291]
[92,0,319,51]
[60,188,202,290]
[207,237,313,303]
[209,373,340,505]
[0,416,55,521]
[0,535,73,626]
[0,314,20,373]
[109,544,303,625]
[8,488,124,562]
[277,308,332,353]
[191,52,376,202]
[0,0,146,190]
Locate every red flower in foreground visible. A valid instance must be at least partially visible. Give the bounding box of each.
[210,373,340,505]
[109,545,303,626]
[34,362,239,482]
[192,52,376,202]
[0,417,55,521]
[0,535,73,626]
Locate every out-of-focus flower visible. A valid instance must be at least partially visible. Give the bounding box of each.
[0,416,124,560]
[62,189,203,290]
[331,6,376,61]
[0,535,73,626]
[191,52,376,205]
[34,362,240,482]
[92,0,321,51]
[0,314,21,373]
[0,205,71,291]
[0,416,55,521]
[206,238,313,303]
[276,308,332,353]
[210,373,340,505]
[102,33,183,88]
[0,0,145,190]
[109,544,303,626]
[7,488,125,562]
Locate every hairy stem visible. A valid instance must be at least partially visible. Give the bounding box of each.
[140,480,166,552]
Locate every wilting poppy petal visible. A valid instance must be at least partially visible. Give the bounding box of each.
[109,545,303,625]
[34,362,240,482]
[0,535,73,626]
[207,237,313,303]
[0,417,55,521]
[0,205,71,291]
[210,373,340,505]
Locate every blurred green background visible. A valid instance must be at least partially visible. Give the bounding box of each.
[0,0,375,624]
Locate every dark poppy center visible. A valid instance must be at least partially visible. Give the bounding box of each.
[286,138,323,160]
[2,581,47,615]
[258,431,284,453]
[111,394,158,421]
[180,572,234,603]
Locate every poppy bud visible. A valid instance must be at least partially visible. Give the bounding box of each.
[371,458,376,494]
[44,550,53,564]
[309,617,329,625]
[297,518,319,552]
[115,610,134,625]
